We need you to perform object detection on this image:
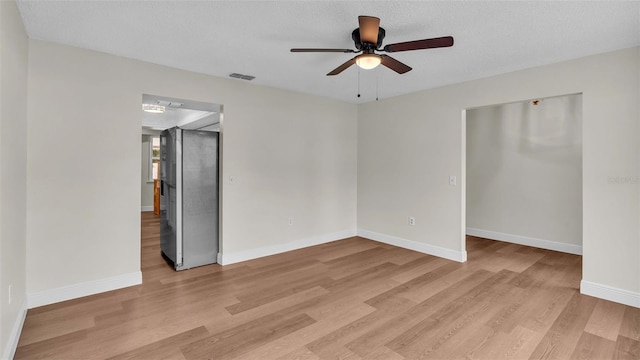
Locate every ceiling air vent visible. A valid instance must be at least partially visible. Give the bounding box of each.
[229,73,255,81]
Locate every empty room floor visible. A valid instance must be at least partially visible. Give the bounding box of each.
[14,212,640,359]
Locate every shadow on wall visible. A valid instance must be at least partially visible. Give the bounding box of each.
[519,94,583,161]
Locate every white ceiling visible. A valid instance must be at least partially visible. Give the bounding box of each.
[16,1,640,104]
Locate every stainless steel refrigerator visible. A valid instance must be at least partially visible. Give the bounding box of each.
[160,127,219,270]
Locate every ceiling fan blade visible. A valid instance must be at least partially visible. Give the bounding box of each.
[291,48,356,53]
[358,16,380,44]
[327,57,357,76]
[380,55,412,74]
[383,36,454,53]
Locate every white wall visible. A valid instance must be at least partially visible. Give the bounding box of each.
[26,40,357,305]
[466,95,583,253]
[140,135,154,211]
[358,47,639,307]
[0,1,28,358]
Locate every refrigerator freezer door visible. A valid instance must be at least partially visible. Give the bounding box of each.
[181,130,218,269]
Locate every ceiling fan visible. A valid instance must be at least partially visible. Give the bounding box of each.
[291,16,454,76]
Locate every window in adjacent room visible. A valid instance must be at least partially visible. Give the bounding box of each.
[149,136,160,182]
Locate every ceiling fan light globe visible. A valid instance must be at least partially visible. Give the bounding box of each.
[356,54,381,70]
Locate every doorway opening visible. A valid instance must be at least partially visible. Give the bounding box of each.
[140,94,223,273]
[463,93,583,256]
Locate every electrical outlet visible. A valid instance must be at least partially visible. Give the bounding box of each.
[408,216,415,226]
[288,217,294,226]
[8,284,12,305]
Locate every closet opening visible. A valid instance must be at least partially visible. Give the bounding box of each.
[463,93,583,257]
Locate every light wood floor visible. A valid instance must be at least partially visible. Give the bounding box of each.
[15,212,640,359]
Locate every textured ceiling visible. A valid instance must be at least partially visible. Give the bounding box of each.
[16,1,640,104]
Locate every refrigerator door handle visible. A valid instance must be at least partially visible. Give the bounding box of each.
[175,128,183,268]
[160,180,164,196]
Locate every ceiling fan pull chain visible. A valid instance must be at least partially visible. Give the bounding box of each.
[376,72,379,101]
[357,67,361,98]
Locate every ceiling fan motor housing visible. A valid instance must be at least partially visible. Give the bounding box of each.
[352,27,386,51]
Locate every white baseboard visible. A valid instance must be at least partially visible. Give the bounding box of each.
[466,227,582,255]
[218,229,357,265]
[2,300,27,360]
[357,229,467,263]
[140,205,153,212]
[27,271,142,309]
[581,280,640,308]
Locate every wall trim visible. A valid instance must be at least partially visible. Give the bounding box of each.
[2,300,27,360]
[27,271,142,309]
[466,227,583,255]
[140,205,153,212]
[218,229,357,265]
[581,280,640,308]
[358,229,467,263]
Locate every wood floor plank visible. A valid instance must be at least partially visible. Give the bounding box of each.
[106,326,210,360]
[491,285,575,334]
[225,273,332,315]
[584,299,627,341]
[377,245,428,266]
[17,309,97,346]
[234,302,375,360]
[322,246,394,280]
[181,313,316,360]
[303,278,397,321]
[346,269,496,358]
[193,286,328,340]
[315,346,362,360]
[467,236,512,256]
[388,255,447,283]
[93,283,239,329]
[158,262,246,285]
[400,265,480,304]
[306,296,415,358]
[274,347,321,360]
[442,286,537,359]
[365,261,461,308]
[364,346,405,360]
[312,238,380,263]
[619,306,640,341]
[613,335,640,360]
[385,270,520,359]
[569,332,616,360]
[13,213,639,360]
[67,304,234,359]
[528,292,598,359]
[13,329,88,360]
[464,325,542,360]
